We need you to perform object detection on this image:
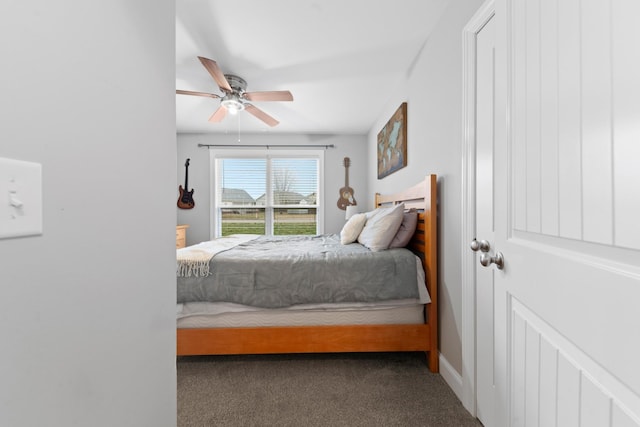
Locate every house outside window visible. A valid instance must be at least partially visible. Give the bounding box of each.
[210,150,324,238]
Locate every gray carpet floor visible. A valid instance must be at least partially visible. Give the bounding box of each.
[177,352,483,426]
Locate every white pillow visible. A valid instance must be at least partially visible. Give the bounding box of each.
[357,203,405,251]
[340,213,367,244]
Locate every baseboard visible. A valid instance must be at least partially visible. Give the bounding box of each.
[439,352,463,402]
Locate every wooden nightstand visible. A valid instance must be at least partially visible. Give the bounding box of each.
[176,225,189,249]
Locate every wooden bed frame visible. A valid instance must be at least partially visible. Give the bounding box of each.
[177,174,439,373]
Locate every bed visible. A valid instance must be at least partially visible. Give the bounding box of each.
[176,174,438,373]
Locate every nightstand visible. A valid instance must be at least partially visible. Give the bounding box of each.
[176,225,189,249]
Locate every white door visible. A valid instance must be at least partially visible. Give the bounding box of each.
[491,0,640,425]
[474,11,496,427]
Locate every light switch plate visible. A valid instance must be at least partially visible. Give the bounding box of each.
[0,158,43,239]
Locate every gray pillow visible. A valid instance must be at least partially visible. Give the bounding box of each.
[388,209,418,248]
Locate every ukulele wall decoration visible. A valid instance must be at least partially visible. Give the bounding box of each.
[177,158,195,209]
[337,157,357,210]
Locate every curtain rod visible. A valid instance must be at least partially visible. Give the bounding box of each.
[198,143,335,150]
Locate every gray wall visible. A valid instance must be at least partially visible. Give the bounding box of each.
[367,0,484,375]
[0,2,177,426]
[177,133,368,246]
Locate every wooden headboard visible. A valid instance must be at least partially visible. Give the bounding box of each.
[374,174,438,357]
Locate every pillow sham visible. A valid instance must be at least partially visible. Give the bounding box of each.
[389,208,418,248]
[340,213,367,244]
[357,202,405,251]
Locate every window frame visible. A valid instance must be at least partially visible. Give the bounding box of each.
[209,149,325,239]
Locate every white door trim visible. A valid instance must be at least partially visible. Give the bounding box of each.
[461,0,495,416]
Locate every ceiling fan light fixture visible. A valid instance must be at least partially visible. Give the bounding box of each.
[221,94,245,115]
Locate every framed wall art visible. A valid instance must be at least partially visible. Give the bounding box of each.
[377,102,407,179]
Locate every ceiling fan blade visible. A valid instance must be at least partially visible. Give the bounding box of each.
[245,104,279,127]
[176,89,220,99]
[208,105,227,123]
[244,90,293,102]
[198,56,232,92]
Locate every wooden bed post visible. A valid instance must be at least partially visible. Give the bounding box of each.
[374,174,438,372]
[425,174,439,372]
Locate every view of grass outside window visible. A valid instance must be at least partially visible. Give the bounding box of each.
[221,208,265,235]
[216,155,320,236]
[220,207,318,236]
[274,208,317,235]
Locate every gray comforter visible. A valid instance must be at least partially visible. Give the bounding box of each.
[177,234,418,308]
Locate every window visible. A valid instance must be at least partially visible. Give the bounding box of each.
[211,150,323,237]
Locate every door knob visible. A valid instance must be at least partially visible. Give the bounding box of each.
[470,238,491,253]
[480,252,504,270]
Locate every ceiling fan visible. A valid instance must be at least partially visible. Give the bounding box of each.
[176,56,293,127]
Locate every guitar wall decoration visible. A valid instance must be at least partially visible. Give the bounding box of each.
[337,157,357,210]
[177,158,195,209]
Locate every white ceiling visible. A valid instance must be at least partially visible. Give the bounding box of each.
[176,0,450,135]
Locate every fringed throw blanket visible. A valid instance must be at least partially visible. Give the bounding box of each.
[176,234,259,278]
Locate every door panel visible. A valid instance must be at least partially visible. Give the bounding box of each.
[494,0,640,425]
[509,0,640,247]
[511,299,640,427]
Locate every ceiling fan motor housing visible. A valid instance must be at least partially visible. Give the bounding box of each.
[223,74,247,94]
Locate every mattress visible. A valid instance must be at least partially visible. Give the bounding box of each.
[176,303,426,328]
[177,258,429,329]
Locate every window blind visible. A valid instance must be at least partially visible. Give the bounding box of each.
[214,155,320,236]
